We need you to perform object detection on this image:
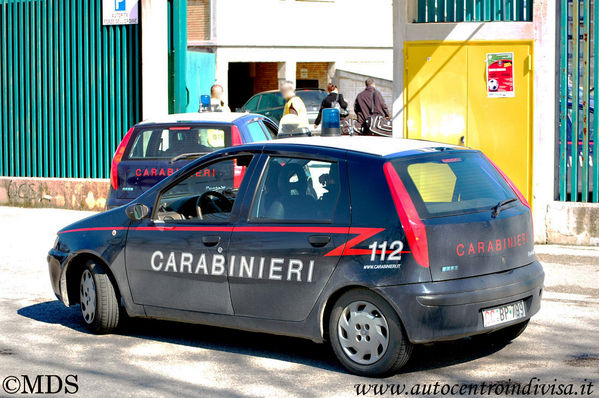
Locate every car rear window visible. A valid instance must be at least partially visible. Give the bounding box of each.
[126,125,231,160]
[390,152,515,218]
[296,90,327,106]
[246,121,269,142]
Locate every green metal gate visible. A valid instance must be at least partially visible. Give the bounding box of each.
[558,0,598,202]
[415,0,533,22]
[0,0,142,179]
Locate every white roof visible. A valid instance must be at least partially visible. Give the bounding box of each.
[138,112,249,125]
[265,136,460,157]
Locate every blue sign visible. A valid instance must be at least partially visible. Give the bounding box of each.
[115,0,126,11]
[103,0,138,25]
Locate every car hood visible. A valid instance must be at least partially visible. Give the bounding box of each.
[57,206,129,235]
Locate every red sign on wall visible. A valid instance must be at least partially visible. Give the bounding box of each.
[486,52,515,98]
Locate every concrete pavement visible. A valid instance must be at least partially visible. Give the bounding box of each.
[0,207,597,397]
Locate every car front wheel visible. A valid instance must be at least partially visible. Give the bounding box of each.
[79,260,120,334]
[329,289,412,377]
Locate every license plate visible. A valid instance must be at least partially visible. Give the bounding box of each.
[482,300,526,327]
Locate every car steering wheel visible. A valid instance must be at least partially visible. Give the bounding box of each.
[196,191,233,218]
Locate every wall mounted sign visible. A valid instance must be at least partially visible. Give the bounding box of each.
[486,52,515,98]
[103,0,139,25]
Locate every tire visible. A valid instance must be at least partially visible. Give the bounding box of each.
[328,288,412,377]
[484,320,529,345]
[79,260,120,334]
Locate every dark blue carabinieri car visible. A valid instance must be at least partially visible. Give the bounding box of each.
[48,136,544,377]
[107,112,278,209]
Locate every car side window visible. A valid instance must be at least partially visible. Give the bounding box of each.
[258,93,285,111]
[260,120,277,138]
[155,155,254,223]
[246,121,268,142]
[250,156,340,222]
[244,95,260,111]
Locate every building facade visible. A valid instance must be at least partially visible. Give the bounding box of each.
[392,0,599,245]
[187,0,394,111]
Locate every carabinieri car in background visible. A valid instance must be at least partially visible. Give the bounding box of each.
[48,136,544,377]
[107,112,278,209]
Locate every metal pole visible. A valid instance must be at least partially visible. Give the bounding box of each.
[582,0,591,201]
[172,0,187,113]
[560,0,569,200]
[594,0,599,202]
[571,0,580,201]
[0,1,6,176]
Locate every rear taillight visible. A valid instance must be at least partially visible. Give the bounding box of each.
[234,162,246,189]
[383,162,429,268]
[231,125,242,146]
[484,154,530,209]
[110,127,134,190]
[231,125,244,188]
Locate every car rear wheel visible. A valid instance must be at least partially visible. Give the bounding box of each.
[329,289,412,377]
[79,260,120,334]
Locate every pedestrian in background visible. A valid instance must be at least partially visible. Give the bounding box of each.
[354,78,391,135]
[280,80,309,128]
[314,83,349,130]
[209,84,231,112]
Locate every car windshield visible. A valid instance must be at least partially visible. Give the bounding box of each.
[126,125,230,160]
[296,90,327,107]
[390,152,515,218]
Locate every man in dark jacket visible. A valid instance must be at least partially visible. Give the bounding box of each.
[354,78,390,134]
[314,83,349,129]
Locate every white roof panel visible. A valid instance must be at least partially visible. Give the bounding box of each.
[264,136,460,157]
[138,112,250,125]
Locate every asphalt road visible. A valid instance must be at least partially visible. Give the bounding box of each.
[0,207,597,398]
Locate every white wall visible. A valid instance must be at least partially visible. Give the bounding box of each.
[207,0,394,98]
[212,0,393,48]
[530,0,557,244]
[141,0,169,118]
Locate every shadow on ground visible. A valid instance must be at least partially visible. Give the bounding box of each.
[18,300,509,376]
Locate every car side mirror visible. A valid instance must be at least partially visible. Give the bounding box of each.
[126,203,150,221]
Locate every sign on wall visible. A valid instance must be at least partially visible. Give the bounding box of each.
[486,52,515,98]
[103,0,139,25]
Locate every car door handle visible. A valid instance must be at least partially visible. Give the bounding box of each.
[202,235,221,247]
[308,235,331,248]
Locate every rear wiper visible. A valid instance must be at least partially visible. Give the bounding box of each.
[169,152,207,164]
[491,198,517,218]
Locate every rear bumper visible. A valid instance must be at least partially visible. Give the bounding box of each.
[378,261,544,344]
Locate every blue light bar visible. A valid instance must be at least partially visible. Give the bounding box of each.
[321,108,341,136]
[200,95,211,112]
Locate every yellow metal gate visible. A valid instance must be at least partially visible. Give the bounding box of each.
[404,40,534,205]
